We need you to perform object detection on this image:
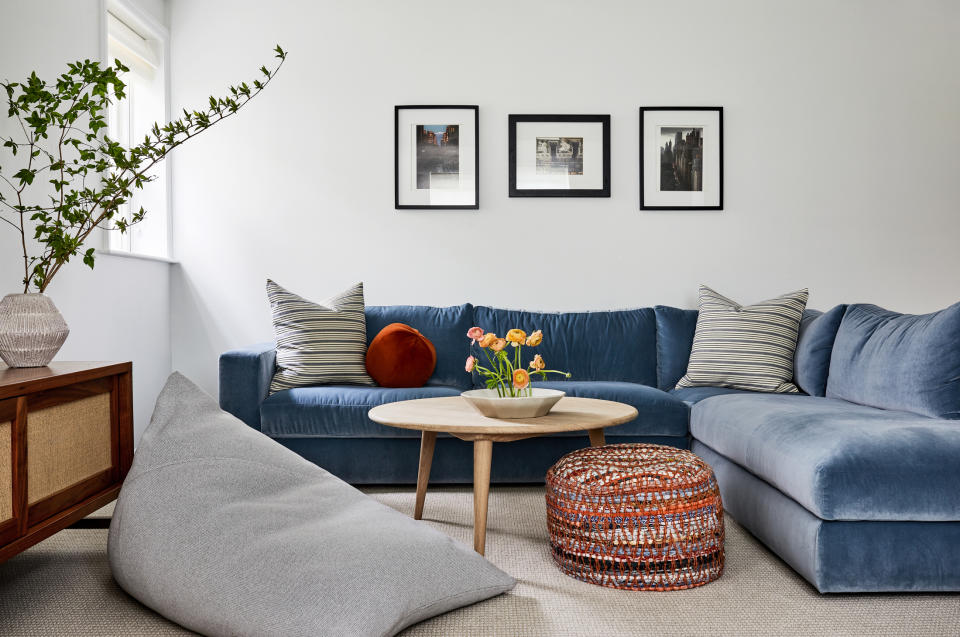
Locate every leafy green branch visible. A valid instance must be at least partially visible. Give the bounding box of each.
[0,45,287,292]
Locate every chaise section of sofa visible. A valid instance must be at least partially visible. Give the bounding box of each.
[689,301,960,592]
[694,440,960,593]
[692,394,960,522]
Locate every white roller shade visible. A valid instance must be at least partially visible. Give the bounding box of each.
[107,12,160,76]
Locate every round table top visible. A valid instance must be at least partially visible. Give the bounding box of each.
[368,396,638,435]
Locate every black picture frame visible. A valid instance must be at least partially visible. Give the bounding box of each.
[639,106,723,210]
[508,114,610,197]
[395,105,479,210]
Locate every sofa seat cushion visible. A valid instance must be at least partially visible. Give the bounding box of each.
[670,386,758,405]
[532,381,688,438]
[691,394,960,521]
[261,385,462,438]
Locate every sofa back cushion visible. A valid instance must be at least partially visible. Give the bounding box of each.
[654,306,699,390]
[793,304,847,397]
[472,306,658,386]
[365,304,473,390]
[826,302,960,419]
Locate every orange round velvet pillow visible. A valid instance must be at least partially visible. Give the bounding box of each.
[365,323,437,388]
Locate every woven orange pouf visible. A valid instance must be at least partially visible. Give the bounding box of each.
[545,443,724,590]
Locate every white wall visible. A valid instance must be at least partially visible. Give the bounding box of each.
[169,0,960,396]
[0,0,172,439]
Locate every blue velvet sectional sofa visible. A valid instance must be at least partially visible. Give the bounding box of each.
[220,301,960,593]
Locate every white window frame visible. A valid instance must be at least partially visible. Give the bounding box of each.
[99,0,173,261]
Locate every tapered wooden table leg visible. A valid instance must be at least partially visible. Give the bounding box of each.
[588,428,606,447]
[472,439,493,555]
[414,431,436,520]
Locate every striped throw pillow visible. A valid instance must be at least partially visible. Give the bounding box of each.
[676,286,809,393]
[267,280,375,393]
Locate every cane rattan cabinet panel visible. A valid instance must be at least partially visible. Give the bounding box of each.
[0,415,10,523]
[0,362,133,562]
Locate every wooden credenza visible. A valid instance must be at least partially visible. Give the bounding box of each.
[0,362,133,563]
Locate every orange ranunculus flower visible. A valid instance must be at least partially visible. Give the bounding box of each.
[512,368,530,390]
[491,338,507,352]
[505,329,527,347]
[525,330,543,346]
[529,354,545,371]
[478,333,497,348]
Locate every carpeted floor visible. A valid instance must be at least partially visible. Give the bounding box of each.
[1,487,957,636]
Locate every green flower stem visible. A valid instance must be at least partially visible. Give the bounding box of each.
[498,350,513,397]
[473,342,570,398]
[481,349,509,396]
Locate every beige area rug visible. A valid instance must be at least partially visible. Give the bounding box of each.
[0,487,957,636]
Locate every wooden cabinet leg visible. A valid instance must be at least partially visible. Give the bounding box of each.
[473,439,493,555]
[588,428,606,447]
[414,431,436,520]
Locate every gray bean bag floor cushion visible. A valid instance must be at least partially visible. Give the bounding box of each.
[109,373,514,637]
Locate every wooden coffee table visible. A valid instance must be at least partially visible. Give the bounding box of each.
[368,396,638,555]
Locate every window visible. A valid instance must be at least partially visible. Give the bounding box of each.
[105,3,169,258]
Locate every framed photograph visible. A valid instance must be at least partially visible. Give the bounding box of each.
[640,107,722,210]
[395,105,478,209]
[509,114,610,197]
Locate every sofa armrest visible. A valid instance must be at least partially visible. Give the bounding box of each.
[219,342,276,430]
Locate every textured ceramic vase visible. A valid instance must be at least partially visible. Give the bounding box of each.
[0,293,70,367]
[460,388,565,419]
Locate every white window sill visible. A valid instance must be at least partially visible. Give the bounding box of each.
[97,248,178,264]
